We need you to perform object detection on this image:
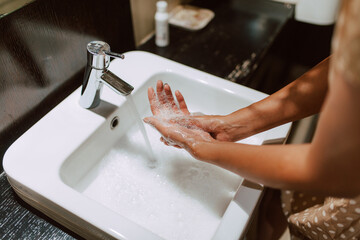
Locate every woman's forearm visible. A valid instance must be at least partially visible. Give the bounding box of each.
[224,57,330,140]
[193,141,314,190]
[192,136,359,197]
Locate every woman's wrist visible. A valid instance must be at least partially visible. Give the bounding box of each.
[223,106,260,141]
[190,105,268,142]
[189,141,218,161]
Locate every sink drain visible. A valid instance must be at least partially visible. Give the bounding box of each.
[110,116,119,129]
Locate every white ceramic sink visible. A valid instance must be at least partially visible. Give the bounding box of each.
[4,51,291,240]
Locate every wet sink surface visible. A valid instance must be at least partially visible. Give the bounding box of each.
[4,51,291,240]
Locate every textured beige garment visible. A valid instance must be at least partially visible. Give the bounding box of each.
[282,191,360,240]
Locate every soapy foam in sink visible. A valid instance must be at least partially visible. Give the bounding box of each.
[79,115,261,240]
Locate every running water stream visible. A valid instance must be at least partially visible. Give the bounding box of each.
[126,95,157,167]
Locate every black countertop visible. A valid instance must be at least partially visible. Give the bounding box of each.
[0,0,294,239]
[139,0,294,86]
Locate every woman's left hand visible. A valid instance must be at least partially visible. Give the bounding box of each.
[143,116,215,158]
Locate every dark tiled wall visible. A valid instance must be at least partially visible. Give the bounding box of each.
[0,0,135,170]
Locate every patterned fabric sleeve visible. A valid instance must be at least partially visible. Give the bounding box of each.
[282,190,360,240]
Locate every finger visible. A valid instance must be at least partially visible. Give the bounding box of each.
[143,116,155,125]
[148,87,160,115]
[175,90,190,115]
[160,137,170,146]
[160,137,182,149]
[164,83,180,113]
[143,117,168,136]
[156,80,167,105]
[144,116,193,147]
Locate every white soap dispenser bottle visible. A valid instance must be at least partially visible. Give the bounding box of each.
[155,1,169,47]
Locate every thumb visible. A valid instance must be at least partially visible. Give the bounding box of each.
[143,117,170,137]
[143,116,158,127]
[143,116,153,124]
[143,116,162,128]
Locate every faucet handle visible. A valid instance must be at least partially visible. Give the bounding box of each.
[103,50,125,59]
[87,41,124,58]
[87,41,124,69]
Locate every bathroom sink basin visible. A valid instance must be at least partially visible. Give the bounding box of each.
[4,51,291,240]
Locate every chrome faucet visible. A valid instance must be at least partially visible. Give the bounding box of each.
[79,41,134,109]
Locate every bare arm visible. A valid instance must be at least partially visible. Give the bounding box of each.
[174,57,330,142]
[143,59,334,194]
[151,75,360,196]
[215,57,330,141]
[146,57,329,143]
[192,58,360,197]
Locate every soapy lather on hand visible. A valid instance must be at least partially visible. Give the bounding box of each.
[143,80,252,154]
[143,80,216,157]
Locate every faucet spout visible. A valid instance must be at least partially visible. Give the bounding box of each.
[79,41,134,109]
[101,69,134,96]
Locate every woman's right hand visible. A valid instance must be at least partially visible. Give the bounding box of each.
[189,114,244,142]
[146,80,254,144]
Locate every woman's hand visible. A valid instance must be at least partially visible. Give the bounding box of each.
[145,80,251,143]
[145,80,215,151]
[143,116,216,159]
[147,80,191,117]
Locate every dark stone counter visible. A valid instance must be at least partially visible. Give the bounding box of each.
[139,0,294,90]
[0,0,296,238]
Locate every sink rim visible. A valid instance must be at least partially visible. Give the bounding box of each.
[3,50,291,240]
